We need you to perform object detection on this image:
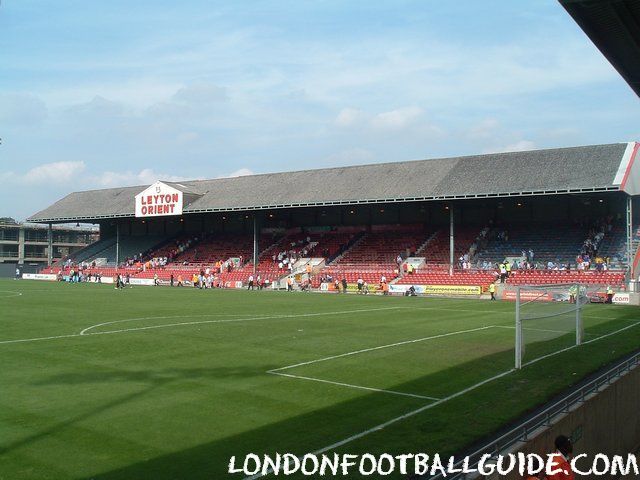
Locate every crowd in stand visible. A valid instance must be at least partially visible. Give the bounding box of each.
[45,218,627,293]
[273,236,314,271]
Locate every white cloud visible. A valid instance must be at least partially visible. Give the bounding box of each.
[370,106,423,130]
[483,140,536,154]
[335,108,364,127]
[95,169,190,187]
[218,168,255,178]
[503,140,536,152]
[23,161,86,185]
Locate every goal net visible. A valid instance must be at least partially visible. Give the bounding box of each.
[514,283,589,369]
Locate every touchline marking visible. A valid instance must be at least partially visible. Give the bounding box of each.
[269,325,495,372]
[269,372,440,401]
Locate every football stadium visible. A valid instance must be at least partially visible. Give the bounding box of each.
[2,1,640,480]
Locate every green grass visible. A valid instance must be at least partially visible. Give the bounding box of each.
[0,279,639,479]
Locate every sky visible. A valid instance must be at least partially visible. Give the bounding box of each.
[1,0,639,221]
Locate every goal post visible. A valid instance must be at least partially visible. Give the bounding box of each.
[514,283,586,369]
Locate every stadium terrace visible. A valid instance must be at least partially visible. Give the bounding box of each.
[27,142,640,300]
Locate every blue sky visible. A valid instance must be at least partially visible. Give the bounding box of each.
[1,0,639,220]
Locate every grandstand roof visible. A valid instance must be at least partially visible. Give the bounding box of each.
[560,0,640,98]
[28,142,639,223]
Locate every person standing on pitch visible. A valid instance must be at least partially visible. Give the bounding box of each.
[489,281,496,300]
[606,285,614,304]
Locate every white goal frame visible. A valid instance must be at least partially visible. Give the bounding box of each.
[515,283,585,369]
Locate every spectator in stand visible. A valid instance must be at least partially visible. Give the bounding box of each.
[546,435,574,480]
[499,263,507,283]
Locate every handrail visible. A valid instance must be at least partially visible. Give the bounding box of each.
[426,350,640,479]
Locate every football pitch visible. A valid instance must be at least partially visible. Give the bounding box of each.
[1,280,639,480]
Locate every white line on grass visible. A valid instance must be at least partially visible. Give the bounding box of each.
[244,318,640,479]
[79,306,410,335]
[522,319,640,368]
[0,290,23,298]
[269,372,440,401]
[243,367,516,480]
[79,312,274,335]
[0,333,82,345]
[492,325,599,337]
[0,306,410,345]
[269,326,495,372]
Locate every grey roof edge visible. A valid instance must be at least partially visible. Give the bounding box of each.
[27,142,632,223]
[39,142,628,197]
[28,186,621,224]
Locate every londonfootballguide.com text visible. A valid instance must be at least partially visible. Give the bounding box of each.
[228,452,639,477]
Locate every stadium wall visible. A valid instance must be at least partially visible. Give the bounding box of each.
[0,262,39,278]
[494,359,640,479]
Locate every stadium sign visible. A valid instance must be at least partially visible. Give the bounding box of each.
[388,284,481,295]
[135,181,183,217]
[613,293,630,304]
[22,273,57,281]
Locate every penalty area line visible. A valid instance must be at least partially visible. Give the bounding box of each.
[244,367,516,480]
[269,325,496,372]
[246,319,640,479]
[268,371,440,401]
